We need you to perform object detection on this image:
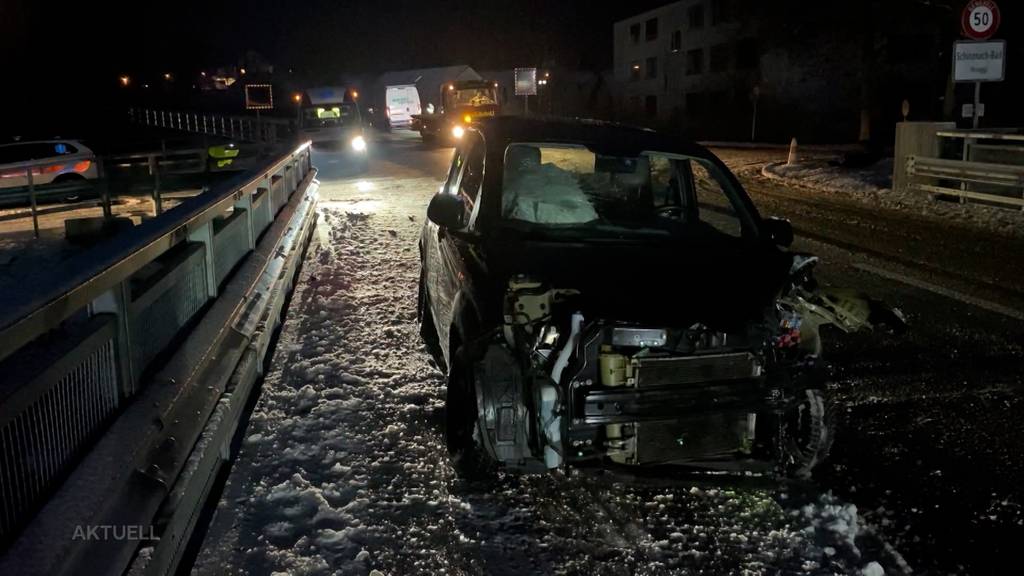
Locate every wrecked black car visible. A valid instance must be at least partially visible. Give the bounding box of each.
[418,117,901,477]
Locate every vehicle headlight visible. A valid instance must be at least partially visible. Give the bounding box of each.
[351,135,367,152]
[452,125,465,139]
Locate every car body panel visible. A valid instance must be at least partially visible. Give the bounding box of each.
[0,140,98,189]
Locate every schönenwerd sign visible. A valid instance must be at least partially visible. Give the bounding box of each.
[953,40,1006,82]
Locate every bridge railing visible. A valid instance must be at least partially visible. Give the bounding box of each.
[128,108,293,144]
[0,141,313,547]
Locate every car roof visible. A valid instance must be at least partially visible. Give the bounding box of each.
[0,139,85,148]
[473,116,713,158]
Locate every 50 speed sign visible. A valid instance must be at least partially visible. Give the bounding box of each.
[962,0,1001,40]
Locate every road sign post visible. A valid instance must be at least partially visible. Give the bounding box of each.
[956,1,1003,129]
[953,40,1005,129]
[514,68,537,116]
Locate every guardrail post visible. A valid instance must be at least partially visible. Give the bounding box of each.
[27,168,40,239]
[960,136,973,204]
[148,154,163,216]
[188,222,219,299]
[89,282,136,397]
[235,189,256,250]
[97,158,112,219]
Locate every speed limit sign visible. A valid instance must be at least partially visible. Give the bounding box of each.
[962,0,1001,40]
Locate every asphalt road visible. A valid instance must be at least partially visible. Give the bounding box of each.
[191,131,1023,576]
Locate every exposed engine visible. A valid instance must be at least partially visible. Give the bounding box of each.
[472,275,785,474]
[468,263,904,477]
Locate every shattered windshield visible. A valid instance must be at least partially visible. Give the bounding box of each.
[500,143,747,236]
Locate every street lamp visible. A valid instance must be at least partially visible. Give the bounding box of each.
[240,68,247,76]
[163,73,172,81]
[750,85,761,142]
[119,75,130,87]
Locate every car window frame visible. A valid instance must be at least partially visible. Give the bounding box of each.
[657,151,759,239]
[443,134,486,231]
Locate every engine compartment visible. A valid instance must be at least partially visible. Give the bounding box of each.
[470,275,825,474]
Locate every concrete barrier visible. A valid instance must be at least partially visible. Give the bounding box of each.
[893,121,956,192]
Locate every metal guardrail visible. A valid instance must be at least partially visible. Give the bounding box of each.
[906,155,1024,208]
[0,147,216,232]
[0,141,313,546]
[935,130,1024,142]
[129,108,292,144]
[903,128,1024,210]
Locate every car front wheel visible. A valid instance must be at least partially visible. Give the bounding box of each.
[445,347,494,478]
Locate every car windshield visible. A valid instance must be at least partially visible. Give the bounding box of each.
[302,103,356,127]
[500,143,746,237]
[451,88,496,107]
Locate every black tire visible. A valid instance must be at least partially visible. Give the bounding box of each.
[783,389,836,478]
[420,131,436,144]
[445,347,494,478]
[53,173,88,202]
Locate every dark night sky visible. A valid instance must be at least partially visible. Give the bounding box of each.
[1,0,668,134]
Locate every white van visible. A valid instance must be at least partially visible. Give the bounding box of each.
[385,85,421,129]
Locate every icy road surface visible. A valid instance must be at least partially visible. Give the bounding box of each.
[192,137,908,576]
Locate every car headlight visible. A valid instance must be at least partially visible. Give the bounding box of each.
[452,125,465,139]
[351,135,367,152]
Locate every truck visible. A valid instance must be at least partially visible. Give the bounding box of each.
[298,87,365,147]
[296,86,369,170]
[410,80,500,143]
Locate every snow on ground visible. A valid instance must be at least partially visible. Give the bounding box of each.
[761,158,1024,239]
[191,171,907,576]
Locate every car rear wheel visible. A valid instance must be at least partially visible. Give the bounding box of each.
[53,173,88,202]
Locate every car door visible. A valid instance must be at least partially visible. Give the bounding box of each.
[0,144,35,189]
[426,136,485,362]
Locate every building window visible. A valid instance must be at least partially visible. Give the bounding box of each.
[645,18,658,41]
[737,38,758,69]
[710,43,732,72]
[671,30,682,52]
[645,95,658,118]
[686,92,703,114]
[630,61,642,81]
[646,57,658,79]
[686,48,704,75]
[629,23,641,44]
[688,4,705,30]
[711,0,732,25]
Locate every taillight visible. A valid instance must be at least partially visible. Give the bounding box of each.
[73,160,91,173]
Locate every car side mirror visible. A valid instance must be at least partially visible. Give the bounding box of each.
[427,193,465,229]
[763,217,793,247]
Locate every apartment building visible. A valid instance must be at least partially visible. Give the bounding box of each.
[613,0,758,137]
[613,1,961,142]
